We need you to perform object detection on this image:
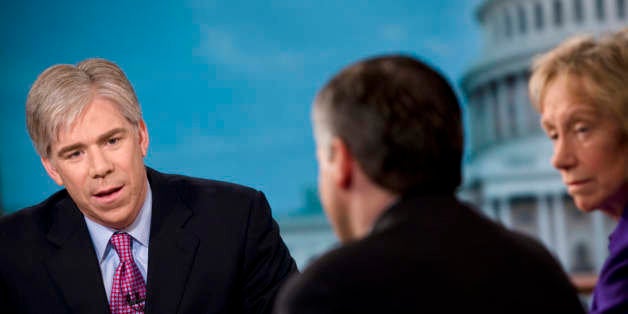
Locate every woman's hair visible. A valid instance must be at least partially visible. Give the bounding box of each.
[529,28,628,138]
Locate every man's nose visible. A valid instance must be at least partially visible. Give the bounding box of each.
[89,149,114,178]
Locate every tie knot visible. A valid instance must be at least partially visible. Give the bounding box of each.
[110,232,133,262]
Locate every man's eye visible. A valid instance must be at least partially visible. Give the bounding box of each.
[546,131,558,141]
[66,151,82,159]
[107,137,121,145]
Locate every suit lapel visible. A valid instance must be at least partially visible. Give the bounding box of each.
[145,169,199,314]
[45,196,110,314]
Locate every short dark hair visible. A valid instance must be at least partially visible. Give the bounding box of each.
[313,55,463,194]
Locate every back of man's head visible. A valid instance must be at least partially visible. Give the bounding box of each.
[313,55,463,194]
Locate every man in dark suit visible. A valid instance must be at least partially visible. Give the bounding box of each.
[0,58,296,313]
[273,55,585,313]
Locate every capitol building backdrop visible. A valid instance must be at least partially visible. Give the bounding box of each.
[279,0,628,277]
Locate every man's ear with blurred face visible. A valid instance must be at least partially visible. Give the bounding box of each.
[328,137,353,190]
[41,157,64,186]
[136,119,149,158]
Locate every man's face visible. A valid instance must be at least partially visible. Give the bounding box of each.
[41,96,149,229]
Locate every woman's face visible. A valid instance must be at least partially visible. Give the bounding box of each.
[540,75,628,218]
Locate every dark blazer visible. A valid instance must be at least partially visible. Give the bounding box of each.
[274,193,585,314]
[0,167,297,314]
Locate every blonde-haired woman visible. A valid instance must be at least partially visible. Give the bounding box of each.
[529,28,628,313]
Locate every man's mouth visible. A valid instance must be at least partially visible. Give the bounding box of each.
[93,186,123,198]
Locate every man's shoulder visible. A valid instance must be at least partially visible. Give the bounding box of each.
[276,236,432,314]
[293,237,392,288]
[501,227,574,277]
[148,167,261,200]
[0,189,69,227]
[443,201,562,263]
[0,189,69,243]
[147,167,270,224]
[474,211,561,266]
[275,244,358,313]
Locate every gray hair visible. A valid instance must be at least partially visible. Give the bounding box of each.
[26,58,142,158]
[312,55,463,194]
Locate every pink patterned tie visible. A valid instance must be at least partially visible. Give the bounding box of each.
[109,232,147,314]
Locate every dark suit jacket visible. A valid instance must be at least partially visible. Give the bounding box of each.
[274,193,585,314]
[0,167,297,314]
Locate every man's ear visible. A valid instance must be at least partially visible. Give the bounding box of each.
[41,157,64,186]
[329,137,354,189]
[137,119,149,157]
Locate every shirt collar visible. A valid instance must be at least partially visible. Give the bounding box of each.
[84,180,153,261]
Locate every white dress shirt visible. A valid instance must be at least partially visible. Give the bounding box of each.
[84,181,152,300]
